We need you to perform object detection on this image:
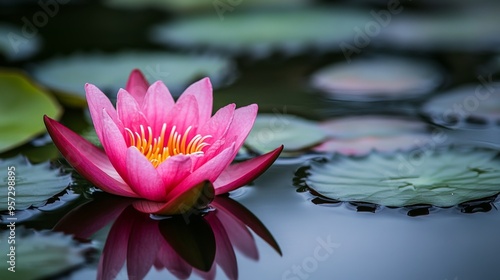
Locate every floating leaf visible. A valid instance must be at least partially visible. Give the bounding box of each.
[310,56,443,101]
[421,84,500,128]
[245,114,328,155]
[0,228,90,279]
[0,71,62,152]
[0,155,72,211]
[31,52,235,106]
[319,115,429,139]
[313,115,432,155]
[380,9,500,51]
[314,134,433,156]
[300,148,500,207]
[0,23,42,61]
[151,8,371,57]
[0,190,81,224]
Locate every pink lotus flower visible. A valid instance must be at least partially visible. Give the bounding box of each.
[44,69,282,215]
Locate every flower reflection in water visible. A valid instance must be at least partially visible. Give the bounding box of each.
[54,194,281,280]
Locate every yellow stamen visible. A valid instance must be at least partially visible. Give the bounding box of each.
[125,124,211,168]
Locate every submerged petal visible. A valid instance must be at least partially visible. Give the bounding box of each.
[212,197,282,256]
[53,194,134,239]
[98,207,135,280]
[214,145,283,195]
[206,213,238,280]
[44,116,137,197]
[125,68,149,106]
[127,212,163,279]
[157,238,193,279]
[213,204,258,260]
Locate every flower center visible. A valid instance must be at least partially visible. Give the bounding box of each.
[125,123,211,168]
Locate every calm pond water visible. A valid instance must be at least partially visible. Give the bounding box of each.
[1,1,500,280]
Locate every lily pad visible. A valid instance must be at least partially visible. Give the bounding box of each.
[245,114,328,155]
[0,23,42,61]
[300,148,500,207]
[0,71,62,152]
[151,8,371,57]
[310,56,443,101]
[319,115,429,139]
[0,155,72,211]
[421,84,500,128]
[313,115,432,155]
[379,9,500,51]
[31,52,235,106]
[0,228,90,279]
[314,134,433,156]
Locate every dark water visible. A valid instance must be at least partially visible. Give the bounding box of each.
[1,1,500,280]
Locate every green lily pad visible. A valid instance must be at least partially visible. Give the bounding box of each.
[380,8,500,51]
[313,115,432,155]
[300,148,500,207]
[245,114,328,155]
[0,71,62,152]
[151,8,371,57]
[0,23,42,61]
[421,84,500,128]
[313,134,433,156]
[0,155,72,211]
[319,115,429,139]
[31,52,235,106]
[310,56,443,101]
[0,228,90,279]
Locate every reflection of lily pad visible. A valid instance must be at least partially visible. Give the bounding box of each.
[421,84,500,128]
[31,52,235,106]
[0,228,90,279]
[0,156,72,211]
[300,148,500,207]
[0,71,62,152]
[151,8,371,57]
[310,56,443,101]
[313,115,432,155]
[0,23,42,61]
[245,114,328,154]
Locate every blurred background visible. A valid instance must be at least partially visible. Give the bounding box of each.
[1,0,500,160]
